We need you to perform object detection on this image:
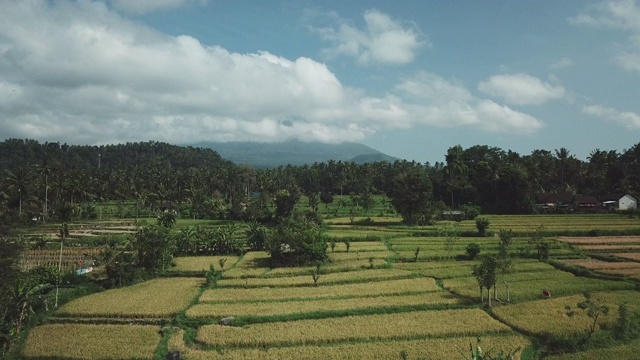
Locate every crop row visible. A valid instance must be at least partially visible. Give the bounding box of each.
[196,309,512,347]
[56,277,204,318]
[558,236,640,245]
[170,329,529,360]
[201,277,438,302]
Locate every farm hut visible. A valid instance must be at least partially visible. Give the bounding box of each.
[598,193,638,211]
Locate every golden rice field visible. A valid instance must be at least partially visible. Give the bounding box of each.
[233,251,270,268]
[170,328,530,360]
[563,258,640,271]
[187,292,463,318]
[200,277,438,302]
[196,309,512,347]
[492,291,640,339]
[216,268,414,288]
[56,277,204,318]
[23,324,160,359]
[169,256,240,272]
[395,259,555,279]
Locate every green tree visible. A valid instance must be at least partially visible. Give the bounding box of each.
[475,217,490,236]
[472,255,498,307]
[388,167,433,225]
[274,188,300,220]
[267,215,327,266]
[131,225,176,274]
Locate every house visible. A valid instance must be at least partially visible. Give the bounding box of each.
[535,193,576,210]
[598,193,638,211]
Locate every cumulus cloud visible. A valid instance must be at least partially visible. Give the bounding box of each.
[395,72,545,134]
[313,9,426,65]
[0,1,543,146]
[478,73,566,105]
[583,105,640,129]
[571,0,640,74]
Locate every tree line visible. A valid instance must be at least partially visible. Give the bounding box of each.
[1,138,640,226]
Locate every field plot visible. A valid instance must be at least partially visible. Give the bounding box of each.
[328,250,395,261]
[493,291,640,340]
[197,309,511,347]
[216,269,414,288]
[327,241,388,252]
[56,277,204,318]
[396,259,556,279]
[23,324,159,359]
[558,236,640,245]
[444,270,634,303]
[200,277,439,302]
[169,256,239,272]
[547,335,640,360]
[612,252,640,262]
[188,292,462,318]
[170,328,529,360]
[480,214,640,233]
[576,244,640,252]
[264,258,387,277]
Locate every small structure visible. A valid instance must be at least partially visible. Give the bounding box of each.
[598,193,638,211]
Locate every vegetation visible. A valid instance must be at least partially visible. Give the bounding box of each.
[5,139,640,358]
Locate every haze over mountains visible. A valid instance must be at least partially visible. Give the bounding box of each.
[193,140,399,168]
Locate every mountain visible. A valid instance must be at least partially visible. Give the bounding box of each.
[192,140,398,167]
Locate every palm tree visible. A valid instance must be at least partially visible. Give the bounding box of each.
[555,147,571,188]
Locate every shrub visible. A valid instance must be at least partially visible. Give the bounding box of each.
[475,217,490,236]
[466,243,481,260]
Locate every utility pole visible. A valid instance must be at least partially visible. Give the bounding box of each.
[98,153,101,169]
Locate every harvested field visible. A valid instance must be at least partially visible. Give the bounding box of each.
[23,324,159,359]
[612,252,640,262]
[576,244,640,251]
[563,258,640,270]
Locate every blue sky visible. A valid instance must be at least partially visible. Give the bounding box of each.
[0,1,639,163]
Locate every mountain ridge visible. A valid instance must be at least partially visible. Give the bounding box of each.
[191,140,398,168]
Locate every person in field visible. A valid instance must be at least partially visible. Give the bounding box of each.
[542,289,551,298]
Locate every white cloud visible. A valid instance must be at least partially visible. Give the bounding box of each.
[110,0,199,14]
[395,72,545,134]
[550,57,574,69]
[583,105,640,129]
[478,73,566,105]
[571,0,640,74]
[0,1,543,146]
[314,9,426,65]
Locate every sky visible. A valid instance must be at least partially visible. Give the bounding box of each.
[0,0,639,163]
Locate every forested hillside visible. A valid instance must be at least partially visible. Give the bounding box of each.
[1,138,639,226]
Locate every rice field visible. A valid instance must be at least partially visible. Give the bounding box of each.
[327,241,389,252]
[187,292,463,318]
[444,270,634,303]
[492,291,640,340]
[557,236,640,245]
[216,268,414,288]
[196,309,512,347]
[200,277,440,302]
[612,252,640,262]
[56,277,204,318]
[169,256,240,272]
[264,258,388,277]
[169,328,530,360]
[22,324,160,359]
